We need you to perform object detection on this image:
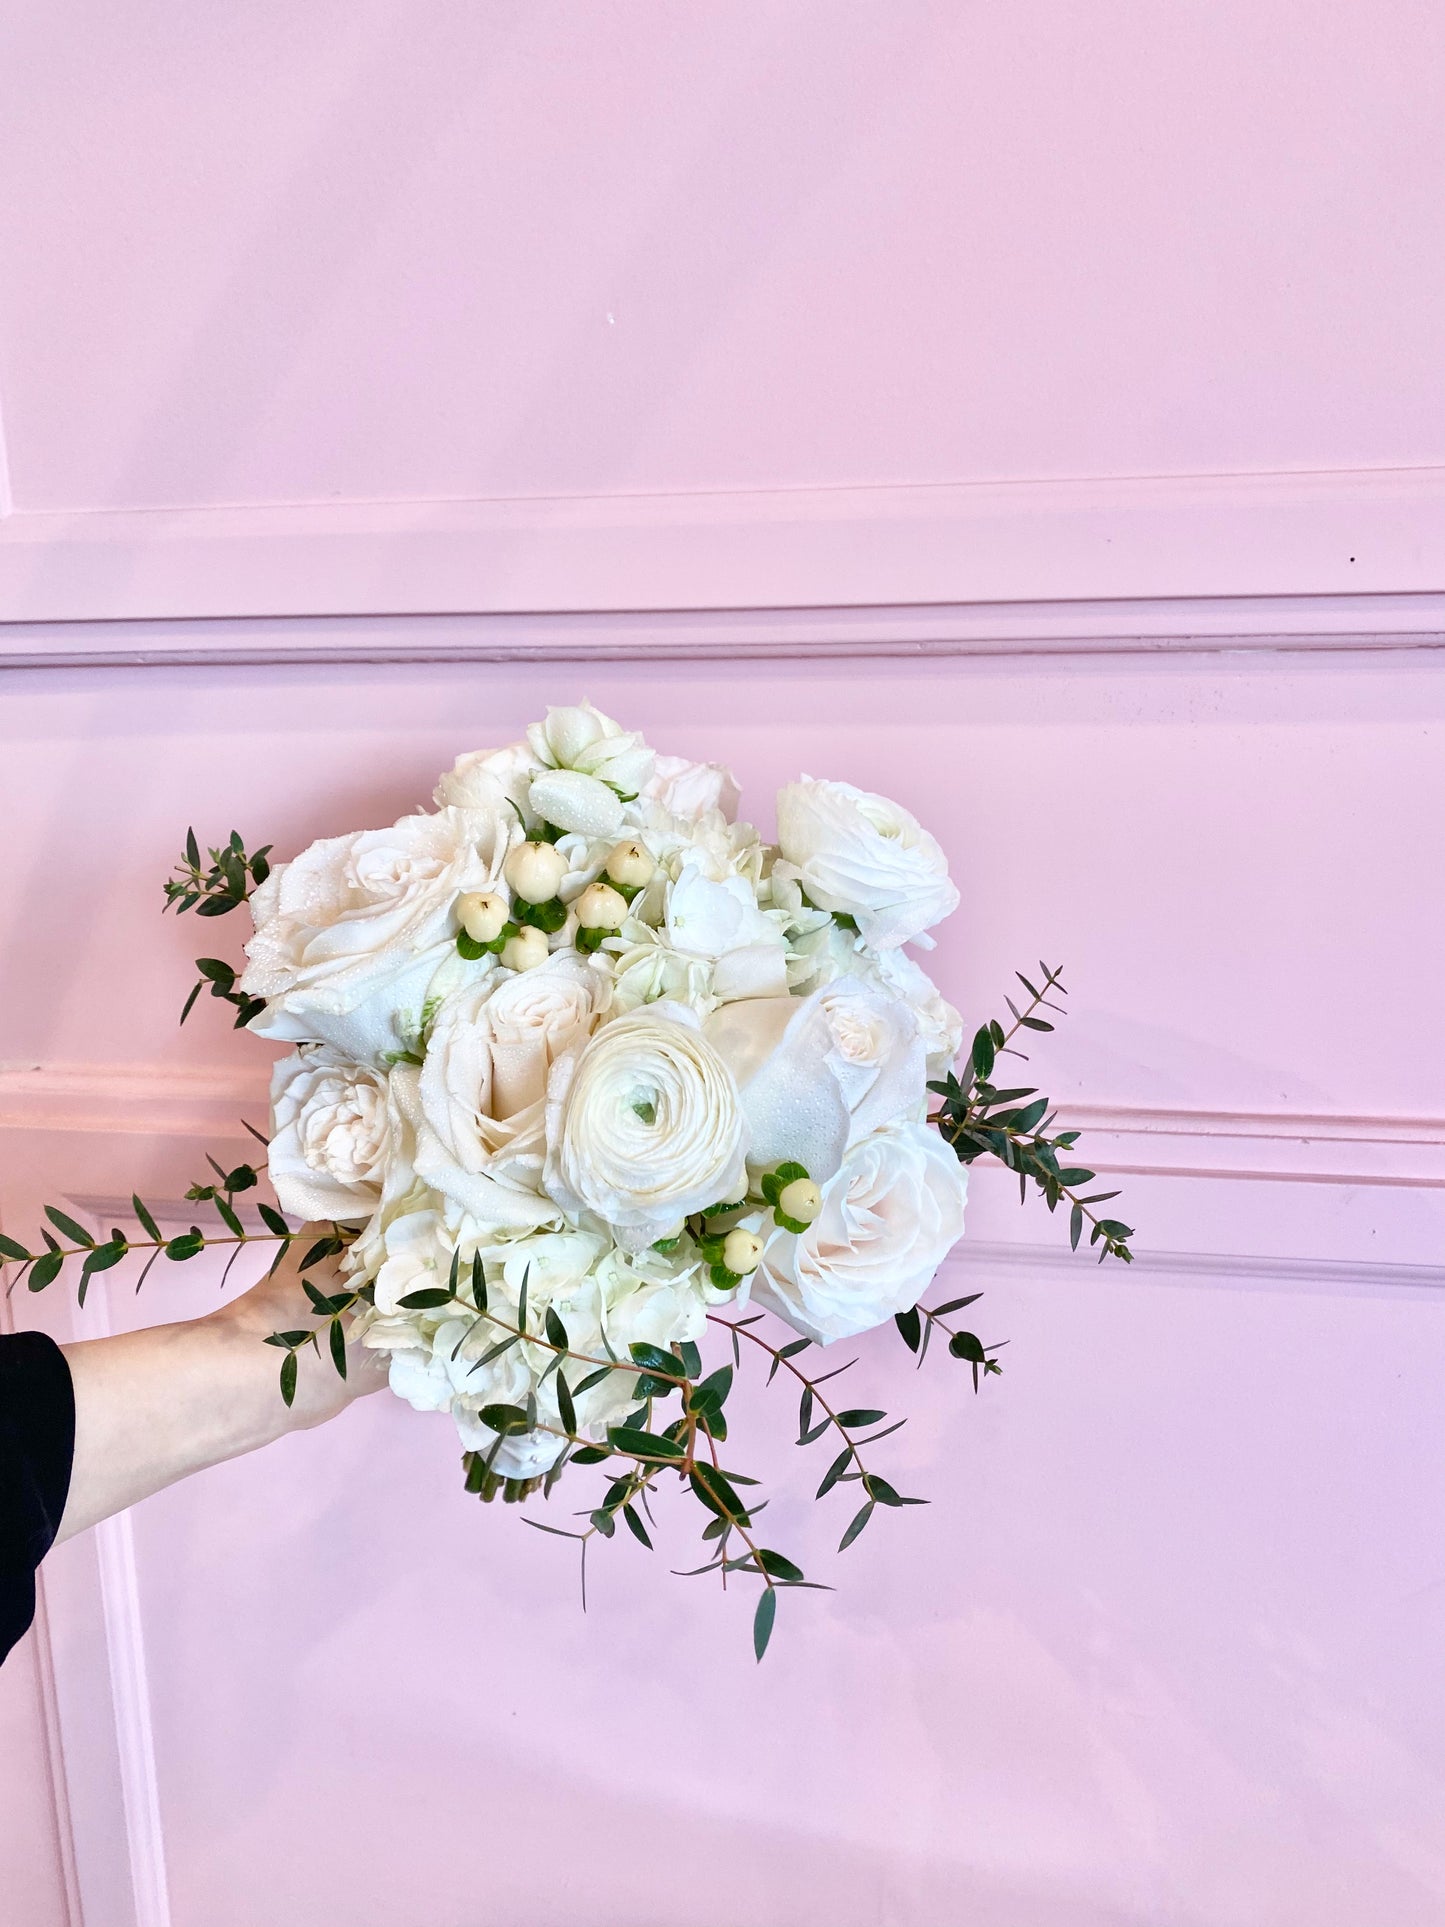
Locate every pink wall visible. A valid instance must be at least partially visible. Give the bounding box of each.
[1,7,1444,1926]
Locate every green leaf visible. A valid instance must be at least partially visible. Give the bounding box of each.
[397,1287,453,1309]
[165,1230,204,1261]
[815,1446,852,1499]
[622,1504,652,1549]
[556,1371,577,1437]
[212,1196,245,1238]
[757,1548,804,1582]
[545,1305,568,1352]
[929,1293,982,1317]
[130,1195,162,1244]
[590,1508,616,1538]
[948,1331,987,1363]
[753,1587,777,1662]
[27,1250,63,1292]
[689,1461,750,1522]
[574,1365,612,1396]
[184,826,200,869]
[627,1342,683,1379]
[479,1402,531,1436]
[570,1445,609,1465]
[329,1317,347,1379]
[45,1205,94,1248]
[279,1351,298,1406]
[299,1236,343,1271]
[0,1233,30,1263]
[835,1408,885,1429]
[970,1025,996,1082]
[470,1250,487,1311]
[677,1340,702,1378]
[838,1500,875,1551]
[894,1307,921,1352]
[257,1202,291,1239]
[862,1476,914,1508]
[1069,1202,1084,1251]
[607,1426,686,1462]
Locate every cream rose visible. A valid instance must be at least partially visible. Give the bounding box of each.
[240,805,512,1062]
[414,954,607,1233]
[544,1002,747,1251]
[754,1121,968,1343]
[640,753,740,823]
[267,1047,394,1223]
[775,777,959,951]
[706,979,924,1183]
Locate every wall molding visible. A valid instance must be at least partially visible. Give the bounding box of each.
[3,1062,1442,1190]
[1,464,1443,626]
[1,590,1444,670]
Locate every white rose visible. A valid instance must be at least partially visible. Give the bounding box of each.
[239,806,511,1062]
[641,754,740,823]
[754,1121,968,1343]
[663,855,790,1005]
[789,924,965,1081]
[775,777,959,951]
[414,955,607,1233]
[544,1002,747,1251]
[267,1047,394,1223]
[706,979,924,1183]
[527,701,655,798]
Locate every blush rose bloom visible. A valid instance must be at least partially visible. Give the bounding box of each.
[544,1002,748,1252]
[240,805,514,1062]
[414,953,608,1234]
[753,1121,969,1344]
[267,1047,394,1223]
[775,777,959,951]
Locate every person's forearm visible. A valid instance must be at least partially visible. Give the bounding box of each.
[55,1240,386,1541]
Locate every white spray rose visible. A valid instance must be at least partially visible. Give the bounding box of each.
[544,1002,748,1251]
[788,923,965,1081]
[754,1121,968,1344]
[267,1047,393,1223]
[775,777,959,951]
[527,700,655,797]
[239,806,511,1062]
[414,954,607,1233]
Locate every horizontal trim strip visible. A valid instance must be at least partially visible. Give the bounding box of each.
[2,464,1444,623]
[2,591,1444,671]
[4,1065,1441,1189]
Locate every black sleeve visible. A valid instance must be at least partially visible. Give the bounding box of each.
[0,1332,76,1665]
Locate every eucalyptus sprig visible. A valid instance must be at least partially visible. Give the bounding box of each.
[928,964,1135,1265]
[163,829,272,1027]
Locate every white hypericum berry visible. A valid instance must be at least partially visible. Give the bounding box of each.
[456,890,509,945]
[604,840,655,891]
[504,840,568,905]
[777,1177,823,1226]
[575,881,629,931]
[500,925,550,972]
[722,1228,764,1275]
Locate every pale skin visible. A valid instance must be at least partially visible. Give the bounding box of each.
[55,1231,387,1542]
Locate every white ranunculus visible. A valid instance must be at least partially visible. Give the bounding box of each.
[544,1002,748,1251]
[706,979,924,1183]
[527,701,655,798]
[775,777,959,951]
[240,806,512,1062]
[414,955,607,1233]
[267,1047,393,1223]
[641,754,740,823]
[754,1121,968,1343]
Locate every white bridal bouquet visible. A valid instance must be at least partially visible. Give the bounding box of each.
[4,703,1132,1655]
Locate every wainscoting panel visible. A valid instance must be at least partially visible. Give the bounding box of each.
[1,629,1442,1926]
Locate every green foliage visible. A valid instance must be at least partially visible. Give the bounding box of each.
[164,830,273,1028]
